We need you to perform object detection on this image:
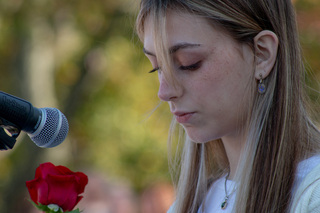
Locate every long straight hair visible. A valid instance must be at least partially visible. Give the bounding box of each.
[136,0,320,212]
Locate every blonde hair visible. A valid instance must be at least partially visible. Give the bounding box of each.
[136,0,320,212]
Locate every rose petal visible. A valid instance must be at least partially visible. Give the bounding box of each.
[26,178,49,205]
[74,195,83,207]
[54,168,88,194]
[46,174,80,211]
[56,165,74,175]
[73,172,88,194]
[35,162,61,179]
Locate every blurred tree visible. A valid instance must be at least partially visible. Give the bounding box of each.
[295,0,320,120]
[0,0,170,212]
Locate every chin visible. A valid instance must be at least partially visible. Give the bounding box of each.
[183,126,221,144]
[186,133,218,144]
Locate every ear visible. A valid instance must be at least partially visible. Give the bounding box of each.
[253,30,279,80]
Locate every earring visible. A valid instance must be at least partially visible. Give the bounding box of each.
[258,74,266,94]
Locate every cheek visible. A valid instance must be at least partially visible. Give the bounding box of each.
[194,57,252,109]
[197,61,230,94]
[188,73,226,112]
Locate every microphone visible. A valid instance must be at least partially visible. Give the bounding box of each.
[0,91,69,149]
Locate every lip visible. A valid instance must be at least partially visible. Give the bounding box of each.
[173,111,195,124]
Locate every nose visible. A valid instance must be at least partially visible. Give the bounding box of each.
[157,73,182,102]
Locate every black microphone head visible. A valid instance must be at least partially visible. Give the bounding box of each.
[28,108,69,148]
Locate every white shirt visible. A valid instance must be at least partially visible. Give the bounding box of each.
[197,155,320,213]
[197,175,236,213]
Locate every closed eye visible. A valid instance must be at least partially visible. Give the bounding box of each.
[179,61,202,71]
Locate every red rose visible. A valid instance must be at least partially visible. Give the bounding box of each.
[26,162,88,212]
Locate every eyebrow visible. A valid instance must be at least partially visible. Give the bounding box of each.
[143,42,201,56]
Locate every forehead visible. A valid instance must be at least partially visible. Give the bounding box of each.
[143,11,227,54]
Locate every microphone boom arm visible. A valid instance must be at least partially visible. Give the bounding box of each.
[0,128,18,150]
[0,117,21,150]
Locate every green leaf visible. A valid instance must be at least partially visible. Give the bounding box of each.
[65,209,82,213]
[28,200,82,213]
[28,200,65,213]
[28,200,48,211]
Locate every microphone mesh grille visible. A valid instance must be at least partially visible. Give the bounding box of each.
[29,108,69,148]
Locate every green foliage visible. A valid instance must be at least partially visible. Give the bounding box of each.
[70,40,172,190]
[29,200,81,213]
[0,0,170,202]
[295,0,320,10]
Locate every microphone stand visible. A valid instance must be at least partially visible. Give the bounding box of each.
[0,117,20,150]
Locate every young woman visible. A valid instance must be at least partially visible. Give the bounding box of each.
[135,0,320,212]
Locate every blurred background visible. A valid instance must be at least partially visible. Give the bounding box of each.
[0,0,319,212]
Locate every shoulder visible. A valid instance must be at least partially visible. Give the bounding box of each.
[291,159,320,213]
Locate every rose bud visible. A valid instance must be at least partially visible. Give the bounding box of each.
[26,162,88,212]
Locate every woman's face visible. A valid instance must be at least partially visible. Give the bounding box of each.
[143,11,255,143]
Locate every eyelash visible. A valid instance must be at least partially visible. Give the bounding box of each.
[148,61,201,74]
[148,67,160,73]
[179,61,202,71]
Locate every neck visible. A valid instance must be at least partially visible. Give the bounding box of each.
[221,133,246,179]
